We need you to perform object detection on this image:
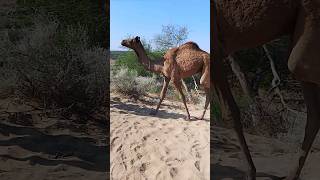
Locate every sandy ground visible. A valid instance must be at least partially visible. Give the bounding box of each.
[110,93,210,180]
[0,97,108,180]
[212,125,320,180]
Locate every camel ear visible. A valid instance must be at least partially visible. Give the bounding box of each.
[135,36,140,41]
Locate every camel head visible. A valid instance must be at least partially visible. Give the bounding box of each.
[121,36,141,49]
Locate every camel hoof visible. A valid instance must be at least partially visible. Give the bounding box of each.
[196,116,204,120]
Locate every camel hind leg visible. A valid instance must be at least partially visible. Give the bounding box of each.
[212,55,256,180]
[198,87,210,120]
[198,54,210,120]
[172,79,191,120]
[286,82,320,180]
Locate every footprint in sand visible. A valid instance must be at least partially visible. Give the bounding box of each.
[116,145,123,152]
[165,158,182,166]
[194,161,200,171]
[137,153,143,159]
[142,134,151,141]
[133,145,141,152]
[139,162,149,173]
[170,167,178,177]
[110,137,119,150]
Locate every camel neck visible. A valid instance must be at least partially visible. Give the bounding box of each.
[133,43,163,74]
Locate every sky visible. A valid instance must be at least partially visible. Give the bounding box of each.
[110,0,210,52]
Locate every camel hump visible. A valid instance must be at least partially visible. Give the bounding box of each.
[179,41,200,49]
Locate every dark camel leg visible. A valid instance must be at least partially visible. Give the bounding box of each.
[212,56,256,180]
[198,88,210,120]
[173,79,191,120]
[149,76,170,115]
[286,82,320,180]
[199,59,210,120]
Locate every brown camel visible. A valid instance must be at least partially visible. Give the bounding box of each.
[213,0,320,180]
[121,36,210,120]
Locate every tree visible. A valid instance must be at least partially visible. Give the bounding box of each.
[154,24,189,51]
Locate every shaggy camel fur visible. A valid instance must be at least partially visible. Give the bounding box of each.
[121,36,210,120]
[212,0,320,179]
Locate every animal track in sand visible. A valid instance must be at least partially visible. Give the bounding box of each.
[142,134,151,141]
[139,162,150,173]
[125,126,132,132]
[134,122,140,126]
[116,145,123,152]
[169,167,178,177]
[110,137,119,150]
[195,151,201,159]
[137,153,143,159]
[194,161,200,171]
[165,158,182,166]
[133,145,141,152]
[120,153,127,170]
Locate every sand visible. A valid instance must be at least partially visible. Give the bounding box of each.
[212,126,320,180]
[110,93,210,180]
[0,97,107,180]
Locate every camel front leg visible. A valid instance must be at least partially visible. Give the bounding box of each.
[173,79,191,120]
[150,76,170,115]
[286,82,320,180]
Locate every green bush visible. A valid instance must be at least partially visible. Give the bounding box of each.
[114,51,164,77]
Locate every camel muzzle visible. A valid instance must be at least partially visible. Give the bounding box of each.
[121,40,126,46]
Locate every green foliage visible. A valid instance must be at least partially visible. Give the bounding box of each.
[114,51,164,77]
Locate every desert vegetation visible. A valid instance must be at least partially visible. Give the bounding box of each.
[0,1,108,179]
[0,1,108,116]
[214,36,307,140]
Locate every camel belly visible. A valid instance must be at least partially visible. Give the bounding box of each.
[215,0,298,54]
[176,58,203,78]
[174,50,207,78]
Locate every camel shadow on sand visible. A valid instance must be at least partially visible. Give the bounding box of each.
[0,122,107,172]
[110,99,209,121]
[110,99,186,120]
[212,164,285,180]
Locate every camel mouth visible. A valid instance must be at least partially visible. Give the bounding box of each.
[121,40,126,46]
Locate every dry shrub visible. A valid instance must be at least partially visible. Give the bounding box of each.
[111,68,158,97]
[0,14,108,115]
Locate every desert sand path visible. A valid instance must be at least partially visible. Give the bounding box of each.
[110,94,210,180]
[212,126,320,180]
